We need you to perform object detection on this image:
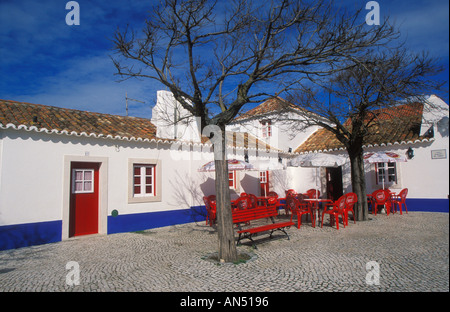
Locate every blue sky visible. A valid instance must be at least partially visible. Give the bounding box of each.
[0,0,448,119]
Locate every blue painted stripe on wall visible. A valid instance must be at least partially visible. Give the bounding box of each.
[405,198,449,213]
[107,205,207,234]
[0,220,62,251]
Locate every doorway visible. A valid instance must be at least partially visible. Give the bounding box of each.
[326,167,343,201]
[69,162,100,237]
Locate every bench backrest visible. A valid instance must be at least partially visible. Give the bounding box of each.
[232,205,277,224]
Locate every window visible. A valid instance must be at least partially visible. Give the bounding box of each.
[259,171,267,184]
[128,159,162,203]
[261,120,272,138]
[133,164,155,197]
[376,162,397,184]
[72,169,94,193]
[229,170,237,189]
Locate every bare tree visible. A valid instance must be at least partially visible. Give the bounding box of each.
[112,0,398,262]
[286,48,445,221]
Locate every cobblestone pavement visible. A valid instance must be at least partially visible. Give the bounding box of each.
[0,212,448,292]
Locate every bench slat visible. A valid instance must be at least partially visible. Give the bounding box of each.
[238,221,295,234]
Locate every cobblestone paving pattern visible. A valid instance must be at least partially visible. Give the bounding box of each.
[0,212,448,292]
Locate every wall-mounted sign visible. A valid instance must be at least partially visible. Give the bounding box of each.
[431,149,447,159]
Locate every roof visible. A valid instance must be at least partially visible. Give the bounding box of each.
[0,99,281,152]
[0,99,158,142]
[295,102,433,153]
[233,97,300,121]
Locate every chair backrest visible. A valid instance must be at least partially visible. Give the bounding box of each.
[248,194,259,208]
[335,195,347,212]
[286,195,298,213]
[399,188,408,202]
[372,189,388,204]
[267,197,277,205]
[240,192,248,197]
[345,192,358,205]
[285,189,297,197]
[306,189,320,199]
[267,191,278,198]
[203,196,211,210]
[207,195,216,209]
[236,197,250,210]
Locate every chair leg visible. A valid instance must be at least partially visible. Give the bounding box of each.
[404,202,408,213]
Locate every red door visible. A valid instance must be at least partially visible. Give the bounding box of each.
[69,162,99,237]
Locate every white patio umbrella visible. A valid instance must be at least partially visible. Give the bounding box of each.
[198,159,255,172]
[364,151,407,189]
[288,153,347,199]
[363,152,407,163]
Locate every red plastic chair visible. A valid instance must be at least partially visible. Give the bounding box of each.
[203,196,216,226]
[286,195,314,229]
[321,195,346,230]
[371,189,392,215]
[392,188,408,215]
[344,193,357,225]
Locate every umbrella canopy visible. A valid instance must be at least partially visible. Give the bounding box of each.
[289,153,347,168]
[198,159,255,172]
[364,152,407,163]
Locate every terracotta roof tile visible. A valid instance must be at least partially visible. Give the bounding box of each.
[295,102,429,153]
[234,97,300,121]
[0,99,157,140]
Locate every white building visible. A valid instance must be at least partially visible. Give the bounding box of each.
[0,93,448,250]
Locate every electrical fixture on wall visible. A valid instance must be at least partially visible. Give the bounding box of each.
[407,147,414,159]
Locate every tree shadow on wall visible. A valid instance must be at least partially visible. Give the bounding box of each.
[168,171,217,225]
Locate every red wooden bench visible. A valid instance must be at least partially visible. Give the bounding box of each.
[232,205,295,249]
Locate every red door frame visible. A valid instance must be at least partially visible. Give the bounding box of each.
[69,162,100,237]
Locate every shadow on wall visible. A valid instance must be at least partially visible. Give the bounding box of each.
[168,171,216,223]
[240,173,260,197]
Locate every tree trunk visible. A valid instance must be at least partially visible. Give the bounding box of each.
[214,124,238,263]
[348,147,369,221]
